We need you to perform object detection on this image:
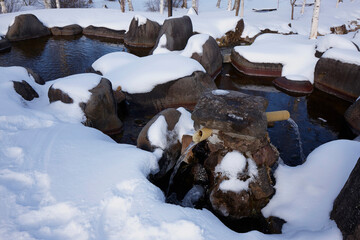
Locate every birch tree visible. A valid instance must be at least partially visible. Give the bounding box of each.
[192,0,198,12]
[160,0,164,14]
[227,0,232,11]
[240,0,244,17]
[119,0,125,12]
[336,0,342,8]
[0,0,7,13]
[301,0,306,14]
[290,0,296,20]
[309,0,321,39]
[182,0,187,8]
[44,0,51,8]
[216,0,221,8]
[127,0,133,11]
[56,0,60,8]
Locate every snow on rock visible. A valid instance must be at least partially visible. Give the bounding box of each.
[212,89,229,96]
[323,48,360,66]
[263,139,360,235]
[152,34,171,54]
[134,14,147,27]
[215,151,258,192]
[316,34,359,53]
[181,34,210,58]
[174,107,195,143]
[92,51,205,94]
[148,115,168,150]
[234,34,318,83]
[187,8,197,16]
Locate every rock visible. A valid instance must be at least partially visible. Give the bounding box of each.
[231,48,282,77]
[330,24,348,35]
[48,85,74,104]
[344,100,360,135]
[273,77,313,95]
[126,71,217,111]
[124,17,161,48]
[113,86,126,104]
[81,78,123,135]
[26,68,45,85]
[331,158,360,240]
[151,16,193,53]
[216,19,244,47]
[0,37,11,52]
[51,24,83,36]
[191,90,268,138]
[13,80,39,101]
[185,34,223,79]
[6,14,50,41]
[314,57,360,102]
[83,25,125,40]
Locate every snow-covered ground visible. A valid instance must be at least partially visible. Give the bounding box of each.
[1,0,360,239]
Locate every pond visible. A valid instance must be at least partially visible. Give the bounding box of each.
[0,36,355,167]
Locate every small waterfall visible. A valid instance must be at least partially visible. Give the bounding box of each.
[287,118,305,163]
[167,141,196,195]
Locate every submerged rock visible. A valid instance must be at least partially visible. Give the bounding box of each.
[83,25,125,40]
[331,158,360,240]
[6,14,50,41]
[51,24,83,36]
[13,80,39,101]
[124,16,161,48]
[151,16,193,53]
[344,100,360,135]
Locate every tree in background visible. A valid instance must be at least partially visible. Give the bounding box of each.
[216,0,220,8]
[127,0,133,11]
[227,0,232,11]
[301,0,306,14]
[309,0,321,39]
[290,0,296,20]
[44,0,50,8]
[55,0,60,8]
[182,0,186,8]
[119,0,125,12]
[0,0,8,13]
[159,0,163,13]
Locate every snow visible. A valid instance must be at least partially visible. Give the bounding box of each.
[174,107,195,143]
[215,151,258,193]
[234,34,318,83]
[263,140,360,235]
[152,34,170,55]
[323,48,360,66]
[92,52,205,94]
[134,14,147,26]
[212,89,230,96]
[316,34,359,53]
[181,34,210,58]
[148,115,168,150]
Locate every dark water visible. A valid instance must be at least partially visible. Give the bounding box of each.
[0,35,127,81]
[0,37,354,166]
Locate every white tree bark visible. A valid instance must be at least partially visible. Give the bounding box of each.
[227,0,232,11]
[160,0,164,14]
[44,0,51,8]
[216,0,221,8]
[192,0,197,12]
[127,0,133,11]
[240,0,244,17]
[56,0,60,8]
[301,0,306,14]
[309,0,321,39]
[0,0,7,13]
[336,0,340,8]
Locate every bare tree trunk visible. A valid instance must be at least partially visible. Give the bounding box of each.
[192,0,197,12]
[240,0,244,17]
[336,0,341,8]
[235,0,240,16]
[301,0,306,14]
[227,0,232,11]
[216,0,221,8]
[127,0,133,11]
[182,0,187,8]
[0,0,7,13]
[56,0,60,8]
[44,0,51,8]
[119,0,125,12]
[168,0,172,16]
[309,0,321,39]
[290,0,296,20]
[233,0,239,11]
[160,0,164,14]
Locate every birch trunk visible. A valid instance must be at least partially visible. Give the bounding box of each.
[44,0,51,8]
[127,0,133,11]
[227,0,232,11]
[309,0,321,39]
[301,0,306,14]
[182,0,187,8]
[216,0,221,8]
[160,0,164,14]
[119,0,125,12]
[240,0,244,17]
[192,0,197,12]
[233,0,238,11]
[56,0,60,8]
[0,0,7,13]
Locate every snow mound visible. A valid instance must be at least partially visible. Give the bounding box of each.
[134,15,147,26]
[152,34,171,55]
[181,34,210,58]
[323,48,360,65]
[234,34,318,83]
[317,34,358,53]
[92,51,205,94]
[174,107,195,143]
[148,115,168,150]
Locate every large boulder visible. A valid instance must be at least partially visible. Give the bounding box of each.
[51,24,83,36]
[0,37,11,52]
[124,16,161,48]
[83,25,125,40]
[13,80,39,101]
[182,34,223,79]
[151,16,193,53]
[216,19,244,47]
[314,55,360,102]
[231,48,282,77]
[6,14,50,41]
[331,158,360,240]
[126,71,217,111]
[49,77,123,135]
[344,100,360,135]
